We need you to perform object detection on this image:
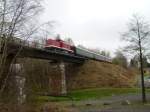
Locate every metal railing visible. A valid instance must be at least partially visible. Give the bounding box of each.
[10,37,45,49]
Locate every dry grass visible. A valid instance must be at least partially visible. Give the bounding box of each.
[66,60,138,90]
[41,102,77,112]
[0,103,77,112]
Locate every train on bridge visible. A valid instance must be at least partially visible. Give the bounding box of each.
[45,38,112,63]
[0,36,112,63]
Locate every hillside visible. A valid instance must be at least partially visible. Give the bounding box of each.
[66,60,138,90]
[3,58,138,102]
[19,59,138,94]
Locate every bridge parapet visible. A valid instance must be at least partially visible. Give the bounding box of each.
[0,37,46,50]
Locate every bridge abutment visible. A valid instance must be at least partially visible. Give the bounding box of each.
[0,55,15,89]
[0,56,27,104]
[49,61,67,96]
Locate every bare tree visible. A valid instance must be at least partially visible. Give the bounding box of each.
[121,14,150,103]
[112,50,128,68]
[64,37,75,46]
[0,0,44,98]
[100,50,110,57]
[33,21,56,46]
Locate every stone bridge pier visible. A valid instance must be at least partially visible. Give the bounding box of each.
[0,55,26,104]
[49,61,67,96]
[0,55,14,89]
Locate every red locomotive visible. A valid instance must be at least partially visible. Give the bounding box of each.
[45,37,74,53]
[44,35,111,63]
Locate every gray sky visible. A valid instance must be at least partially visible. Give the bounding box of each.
[40,0,150,55]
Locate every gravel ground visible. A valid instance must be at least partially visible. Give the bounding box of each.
[79,105,150,112]
[76,93,150,112]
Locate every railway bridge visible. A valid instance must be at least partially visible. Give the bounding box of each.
[0,38,110,96]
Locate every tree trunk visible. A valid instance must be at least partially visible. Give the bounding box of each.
[139,40,146,103]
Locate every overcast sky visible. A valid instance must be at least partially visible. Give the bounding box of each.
[40,0,150,55]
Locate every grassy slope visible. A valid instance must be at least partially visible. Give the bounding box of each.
[37,61,140,102]
[66,60,138,90]
[37,88,150,102]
